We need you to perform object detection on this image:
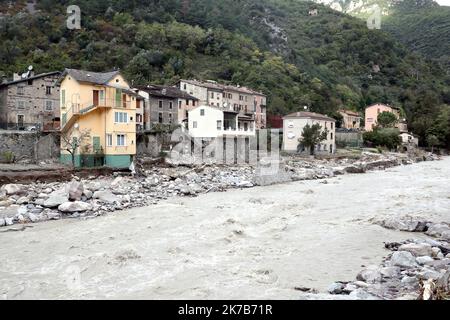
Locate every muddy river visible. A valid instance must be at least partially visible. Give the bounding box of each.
[1,158,449,299]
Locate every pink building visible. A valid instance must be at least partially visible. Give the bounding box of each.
[364,103,400,132]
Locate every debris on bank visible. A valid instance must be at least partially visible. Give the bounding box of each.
[0,152,440,229]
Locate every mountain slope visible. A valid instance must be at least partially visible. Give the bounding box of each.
[0,0,449,144]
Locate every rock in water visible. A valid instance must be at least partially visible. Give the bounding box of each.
[66,181,84,201]
[389,251,416,268]
[44,189,69,208]
[399,243,433,257]
[58,201,92,213]
[356,266,382,283]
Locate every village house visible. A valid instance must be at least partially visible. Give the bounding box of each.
[364,103,408,132]
[177,79,267,130]
[137,85,198,130]
[0,68,60,131]
[339,109,362,130]
[188,105,256,138]
[283,111,336,154]
[59,69,138,168]
[400,132,419,148]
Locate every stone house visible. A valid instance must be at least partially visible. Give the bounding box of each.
[177,79,268,129]
[283,111,336,154]
[339,109,362,130]
[137,85,198,130]
[0,70,61,131]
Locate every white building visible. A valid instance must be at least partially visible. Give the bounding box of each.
[400,132,419,148]
[283,111,336,154]
[188,105,256,138]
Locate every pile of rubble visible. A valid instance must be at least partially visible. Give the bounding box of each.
[0,152,440,228]
[321,221,450,300]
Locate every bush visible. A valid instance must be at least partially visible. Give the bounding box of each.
[363,128,401,150]
[1,151,15,163]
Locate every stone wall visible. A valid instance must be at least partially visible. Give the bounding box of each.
[336,131,363,148]
[0,131,60,163]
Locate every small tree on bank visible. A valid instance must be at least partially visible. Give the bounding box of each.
[426,134,439,153]
[299,123,328,155]
[60,129,92,167]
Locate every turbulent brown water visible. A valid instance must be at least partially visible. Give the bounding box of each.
[1,158,449,300]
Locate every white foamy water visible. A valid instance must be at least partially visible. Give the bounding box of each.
[1,158,449,300]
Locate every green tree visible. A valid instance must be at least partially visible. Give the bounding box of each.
[377,111,398,128]
[426,134,439,153]
[299,124,329,155]
[363,128,401,150]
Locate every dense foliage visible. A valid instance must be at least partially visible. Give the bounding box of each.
[0,0,449,146]
[363,128,402,149]
[300,123,329,155]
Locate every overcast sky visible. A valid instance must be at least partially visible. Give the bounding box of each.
[436,0,450,6]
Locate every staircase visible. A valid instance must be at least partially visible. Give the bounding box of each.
[61,102,98,132]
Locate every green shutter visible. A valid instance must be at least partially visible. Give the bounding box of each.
[61,90,66,108]
[115,89,122,107]
[93,137,101,152]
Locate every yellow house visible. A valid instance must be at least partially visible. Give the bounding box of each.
[59,69,137,168]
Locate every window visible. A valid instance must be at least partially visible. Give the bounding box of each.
[183,84,187,90]
[200,109,205,116]
[169,113,173,124]
[114,112,128,123]
[330,133,333,140]
[211,92,214,99]
[178,100,182,109]
[158,112,163,123]
[46,86,52,95]
[217,120,222,130]
[193,121,198,128]
[159,100,163,109]
[186,99,189,106]
[106,134,112,147]
[61,90,66,108]
[117,134,126,146]
[193,100,196,107]
[169,101,173,109]
[331,123,334,129]
[115,89,122,107]
[27,80,33,85]
[17,101,25,109]
[45,100,53,111]
[17,86,24,95]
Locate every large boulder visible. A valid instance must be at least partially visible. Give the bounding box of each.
[1,184,25,195]
[399,243,433,257]
[356,266,382,283]
[389,251,416,268]
[58,201,92,213]
[93,190,119,203]
[43,189,69,208]
[426,223,450,238]
[372,216,428,232]
[66,181,84,201]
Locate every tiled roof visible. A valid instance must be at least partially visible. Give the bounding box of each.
[62,68,121,85]
[0,71,61,88]
[339,109,361,117]
[283,111,336,122]
[138,84,198,100]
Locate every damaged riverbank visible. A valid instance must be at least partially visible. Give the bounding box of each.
[0,151,440,228]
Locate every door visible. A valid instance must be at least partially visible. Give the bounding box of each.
[93,136,101,153]
[17,115,24,128]
[93,90,99,106]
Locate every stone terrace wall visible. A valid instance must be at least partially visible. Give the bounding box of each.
[0,131,60,163]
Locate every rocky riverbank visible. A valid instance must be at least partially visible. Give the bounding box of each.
[0,151,440,229]
[302,219,450,300]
